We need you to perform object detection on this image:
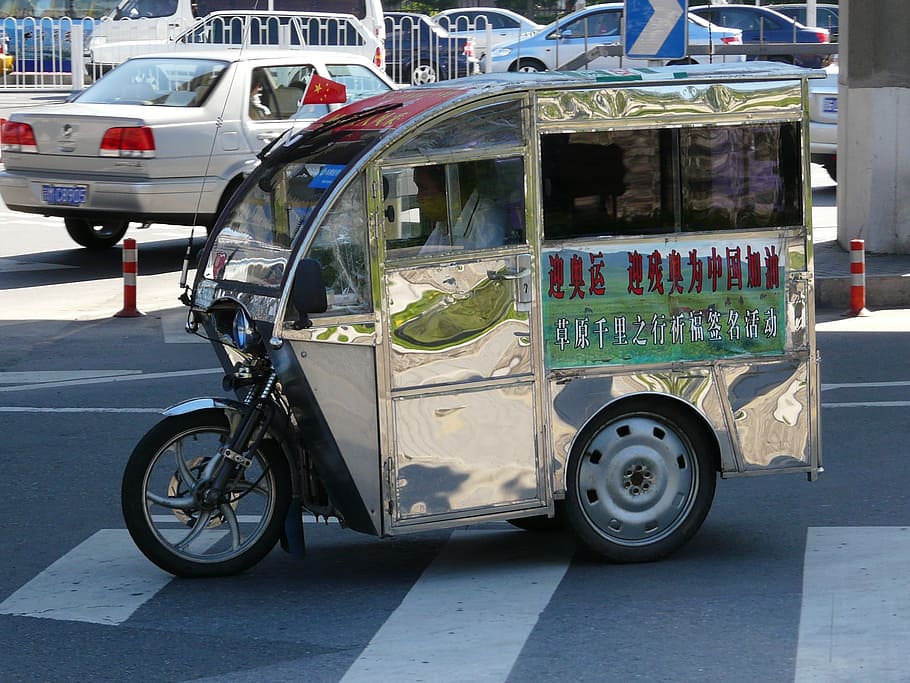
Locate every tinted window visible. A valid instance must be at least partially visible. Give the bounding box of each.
[541,123,802,240]
[76,57,226,106]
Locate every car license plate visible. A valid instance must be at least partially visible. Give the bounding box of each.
[822,96,838,114]
[41,184,88,206]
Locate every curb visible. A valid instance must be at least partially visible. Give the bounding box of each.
[816,274,910,310]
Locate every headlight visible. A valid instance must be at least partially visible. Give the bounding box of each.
[491,47,512,57]
[231,308,259,351]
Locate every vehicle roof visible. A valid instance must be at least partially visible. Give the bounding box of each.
[316,61,821,134]
[123,46,382,65]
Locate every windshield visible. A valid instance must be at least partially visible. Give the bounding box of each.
[202,129,383,290]
[113,0,177,20]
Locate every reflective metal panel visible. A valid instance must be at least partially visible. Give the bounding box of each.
[537,82,802,125]
[386,258,532,390]
[720,359,811,469]
[393,382,539,521]
[288,339,383,528]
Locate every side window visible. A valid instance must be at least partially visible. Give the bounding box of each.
[250,65,326,121]
[303,180,371,315]
[541,123,802,239]
[383,157,526,259]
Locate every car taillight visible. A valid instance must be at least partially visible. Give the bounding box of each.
[1,120,38,153]
[374,46,382,68]
[721,36,742,45]
[99,126,155,158]
[816,30,830,43]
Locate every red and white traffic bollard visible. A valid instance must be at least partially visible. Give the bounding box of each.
[114,238,145,318]
[848,238,871,317]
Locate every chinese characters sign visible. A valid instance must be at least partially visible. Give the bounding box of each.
[542,238,787,369]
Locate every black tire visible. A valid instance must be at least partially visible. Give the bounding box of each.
[565,400,716,563]
[666,57,697,66]
[64,218,129,249]
[122,409,291,578]
[514,58,547,73]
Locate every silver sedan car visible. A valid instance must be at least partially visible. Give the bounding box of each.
[0,48,396,248]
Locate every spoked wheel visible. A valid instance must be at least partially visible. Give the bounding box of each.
[410,61,439,85]
[64,218,129,249]
[121,409,291,578]
[566,401,716,563]
[514,58,547,73]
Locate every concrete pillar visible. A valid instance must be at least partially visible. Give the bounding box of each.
[838,0,910,253]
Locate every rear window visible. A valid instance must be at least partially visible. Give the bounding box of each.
[76,58,227,106]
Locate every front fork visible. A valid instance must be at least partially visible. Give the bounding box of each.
[199,371,279,507]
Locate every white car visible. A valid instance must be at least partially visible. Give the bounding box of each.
[434,6,543,57]
[490,3,745,73]
[0,48,396,248]
[808,62,837,181]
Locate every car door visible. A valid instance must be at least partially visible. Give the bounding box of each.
[549,8,623,70]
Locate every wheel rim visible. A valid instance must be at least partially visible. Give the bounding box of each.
[517,63,542,73]
[575,414,698,547]
[412,64,438,84]
[140,426,278,565]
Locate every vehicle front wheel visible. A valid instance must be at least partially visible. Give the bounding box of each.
[410,61,440,85]
[513,58,547,73]
[64,218,129,249]
[565,401,716,563]
[121,409,291,578]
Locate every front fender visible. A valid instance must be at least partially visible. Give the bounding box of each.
[163,397,246,418]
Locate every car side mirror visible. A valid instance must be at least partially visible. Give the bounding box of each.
[290,258,327,328]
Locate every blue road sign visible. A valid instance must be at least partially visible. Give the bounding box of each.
[625,0,687,60]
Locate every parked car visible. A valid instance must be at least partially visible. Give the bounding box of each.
[433,6,543,58]
[384,11,478,85]
[689,4,831,69]
[0,48,396,248]
[808,61,837,181]
[490,3,744,73]
[767,4,839,42]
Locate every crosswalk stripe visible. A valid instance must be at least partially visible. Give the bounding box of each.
[0,529,173,625]
[340,528,573,683]
[795,526,910,682]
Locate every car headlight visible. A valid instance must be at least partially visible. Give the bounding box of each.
[231,308,259,351]
[491,47,512,58]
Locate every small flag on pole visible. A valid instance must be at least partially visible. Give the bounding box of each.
[301,74,347,105]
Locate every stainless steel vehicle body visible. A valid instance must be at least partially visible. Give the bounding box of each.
[123,62,823,577]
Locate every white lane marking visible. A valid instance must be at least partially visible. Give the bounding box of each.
[822,381,910,391]
[822,402,910,408]
[341,528,573,683]
[0,406,162,413]
[0,367,222,393]
[0,529,175,625]
[0,370,142,384]
[796,527,910,682]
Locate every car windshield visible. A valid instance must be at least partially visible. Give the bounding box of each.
[203,129,384,289]
[75,58,227,106]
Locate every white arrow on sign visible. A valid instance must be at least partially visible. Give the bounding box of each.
[629,0,684,56]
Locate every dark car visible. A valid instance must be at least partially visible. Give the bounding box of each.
[384,11,478,85]
[767,3,839,42]
[690,3,831,69]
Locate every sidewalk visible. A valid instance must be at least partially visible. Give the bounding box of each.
[3,89,910,312]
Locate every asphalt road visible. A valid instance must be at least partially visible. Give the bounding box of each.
[1,197,910,682]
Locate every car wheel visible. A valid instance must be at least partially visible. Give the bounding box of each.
[64,218,129,249]
[514,58,547,73]
[565,399,716,563]
[666,57,697,66]
[410,61,439,85]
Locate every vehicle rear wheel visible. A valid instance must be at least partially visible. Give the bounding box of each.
[514,58,547,73]
[410,61,439,85]
[565,400,716,563]
[64,218,129,249]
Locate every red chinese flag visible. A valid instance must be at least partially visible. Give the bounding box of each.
[302,74,347,105]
